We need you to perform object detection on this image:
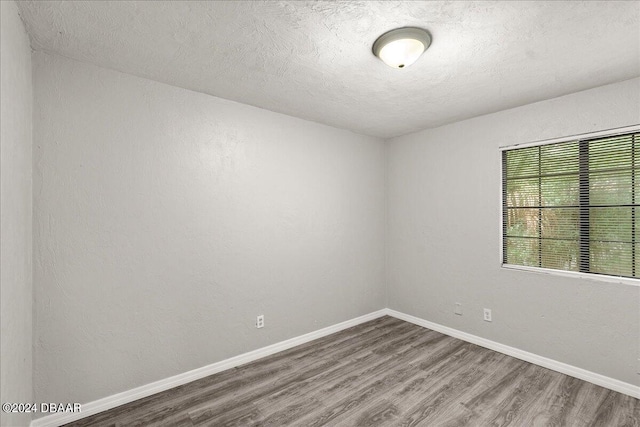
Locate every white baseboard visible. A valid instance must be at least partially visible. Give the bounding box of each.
[29,309,387,427]
[30,307,639,426]
[385,308,640,399]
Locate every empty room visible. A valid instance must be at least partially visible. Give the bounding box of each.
[1,1,639,426]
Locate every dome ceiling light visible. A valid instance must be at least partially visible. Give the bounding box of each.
[372,27,432,69]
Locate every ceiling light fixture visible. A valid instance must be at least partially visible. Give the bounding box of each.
[372,27,431,69]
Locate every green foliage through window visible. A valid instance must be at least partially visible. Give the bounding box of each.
[502,131,639,279]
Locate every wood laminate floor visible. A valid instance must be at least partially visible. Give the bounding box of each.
[63,316,639,426]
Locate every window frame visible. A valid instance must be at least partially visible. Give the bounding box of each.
[499,124,640,286]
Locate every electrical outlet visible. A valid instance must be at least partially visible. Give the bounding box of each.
[256,315,264,329]
[454,303,462,315]
[483,308,492,322]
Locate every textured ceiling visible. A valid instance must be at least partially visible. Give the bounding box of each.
[16,1,640,138]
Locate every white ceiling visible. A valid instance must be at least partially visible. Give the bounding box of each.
[16,1,640,138]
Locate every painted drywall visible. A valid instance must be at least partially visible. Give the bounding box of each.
[386,77,640,386]
[32,52,385,409]
[0,1,33,426]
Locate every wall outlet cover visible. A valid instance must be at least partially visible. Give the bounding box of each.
[256,315,264,329]
[454,303,462,315]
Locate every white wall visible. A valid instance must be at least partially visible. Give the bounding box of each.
[32,52,386,408]
[387,77,640,386]
[1,1,33,426]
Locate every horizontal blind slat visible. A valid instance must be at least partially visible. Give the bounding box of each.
[503,131,639,278]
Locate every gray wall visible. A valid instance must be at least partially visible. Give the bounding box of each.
[386,77,640,386]
[32,52,386,408]
[25,29,639,412]
[0,1,33,426]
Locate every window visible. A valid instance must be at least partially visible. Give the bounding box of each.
[502,129,639,279]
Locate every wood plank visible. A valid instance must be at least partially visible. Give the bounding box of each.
[62,316,639,427]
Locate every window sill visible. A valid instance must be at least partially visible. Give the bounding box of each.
[501,263,640,287]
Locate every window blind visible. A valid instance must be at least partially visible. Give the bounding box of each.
[502,131,639,279]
